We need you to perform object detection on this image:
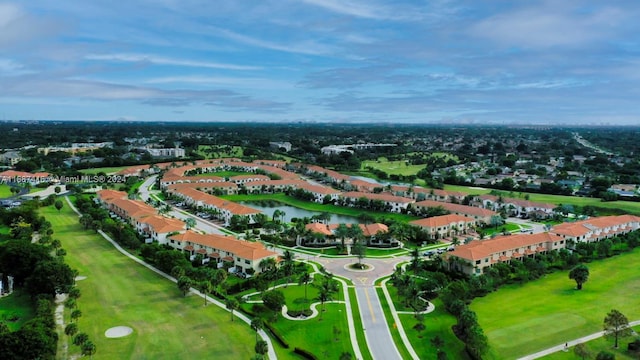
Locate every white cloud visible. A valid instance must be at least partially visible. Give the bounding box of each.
[471,4,627,48]
[85,53,261,71]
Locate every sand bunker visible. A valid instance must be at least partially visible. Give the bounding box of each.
[105,326,133,338]
[75,276,87,281]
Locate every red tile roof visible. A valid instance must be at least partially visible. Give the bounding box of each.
[410,214,475,228]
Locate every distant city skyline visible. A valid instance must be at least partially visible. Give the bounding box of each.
[1,1,639,125]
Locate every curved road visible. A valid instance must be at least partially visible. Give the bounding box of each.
[139,175,413,359]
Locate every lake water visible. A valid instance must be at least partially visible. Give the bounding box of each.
[241,201,360,224]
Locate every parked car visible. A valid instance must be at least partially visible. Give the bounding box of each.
[423,250,435,256]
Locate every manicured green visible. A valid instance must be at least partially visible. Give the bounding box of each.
[0,291,35,331]
[41,203,255,360]
[472,249,640,359]
[542,326,640,359]
[222,193,419,223]
[78,166,132,175]
[383,283,468,359]
[242,277,354,360]
[361,158,428,177]
[482,222,523,236]
[275,303,354,358]
[196,145,243,158]
[0,184,14,198]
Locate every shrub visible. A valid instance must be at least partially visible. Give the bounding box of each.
[293,347,318,360]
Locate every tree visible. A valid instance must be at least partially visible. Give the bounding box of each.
[185,217,197,230]
[71,309,82,323]
[298,272,312,300]
[177,276,192,296]
[81,340,97,358]
[73,332,89,346]
[251,317,264,342]
[255,339,268,358]
[603,309,632,348]
[261,290,285,313]
[431,335,445,351]
[64,323,78,337]
[197,281,213,306]
[574,343,591,360]
[225,297,239,322]
[569,264,590,290]
[54,200,64,212]
[281,250,295,285]
[334,223,350,248]
[595,351,615,360]
[351,238,366,267]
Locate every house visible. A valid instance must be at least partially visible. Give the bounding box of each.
[0,170,52,185]
[297,183,341,203]
[304,223,393,246]
[168,231,278,274]
[446,232,565,275]
[167,187,261,226]
[550,215,640,244]
[413,200,498,224]
[0,151,22,166]
[409,214,476,240]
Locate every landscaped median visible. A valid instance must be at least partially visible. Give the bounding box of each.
[40,203,257,359]
[375,275,469,359]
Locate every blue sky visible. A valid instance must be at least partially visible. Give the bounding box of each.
[1,1,639,125]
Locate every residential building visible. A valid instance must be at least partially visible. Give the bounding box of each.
[413,200,498,224]
[339,191,414,213]
[409,214,476,240]
[550,215,640,244]
[447,232,565,275]
[168,231,277,274]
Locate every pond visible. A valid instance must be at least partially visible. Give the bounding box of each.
[241,201,360,224]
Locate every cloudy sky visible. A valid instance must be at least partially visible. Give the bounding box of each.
[1,1,639,124]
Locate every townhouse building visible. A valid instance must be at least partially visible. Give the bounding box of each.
[413,200,498,224]
[446,232,566,275]
[166,187,260,226]
[409,214,476,240]
[550,215,640,244]
[168,231,278,274]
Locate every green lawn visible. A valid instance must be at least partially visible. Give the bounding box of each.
[223,193,419,223]
[78,166,132,175]
[442,185,640,215]
[196,145,244,159]
[41,203,255,360]
[542,326,640,359]
[0,184,14,198]
[471,249,640,359]
[0,291,35,331]
[383,283,468,359]
[361,158,427,177]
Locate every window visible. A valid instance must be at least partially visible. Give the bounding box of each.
[244,260,250,264]
[475,260,481,264]
[484,258,489,263]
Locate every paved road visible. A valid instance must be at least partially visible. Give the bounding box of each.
[355,286,402,360]
[312,256,408,360]
[508,217,548,234]
[138,176,227,235]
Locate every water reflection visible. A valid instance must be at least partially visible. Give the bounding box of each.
[241,201,360,224]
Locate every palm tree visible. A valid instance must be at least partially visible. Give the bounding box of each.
[315,277,338,319]
[282,250,295,285]
[255,339,268,359]
[298,272,312,300]
[198,281,213,306]
[226,297,239,322]
[65,323,78,337]
[71,309,82,323]
[73,332,89,346]
[335,224,350,248]
[185,217,197,230]
[251,317,265,342]
[81,340,97,359]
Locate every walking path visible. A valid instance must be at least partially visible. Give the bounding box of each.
[518,320,640,359]
[65,196,277,360]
